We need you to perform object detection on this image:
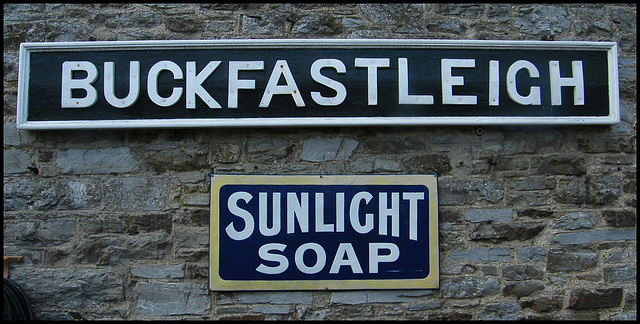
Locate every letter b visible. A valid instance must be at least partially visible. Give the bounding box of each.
[61,61,98,108]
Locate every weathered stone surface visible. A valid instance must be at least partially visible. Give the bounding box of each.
[131,265,185,279]
[480,302,518,320]
[438,179,504,205]
[503,281,545,297]
[242,14,286,35]
[4,123,36,146]
[76,232,172,265]
[10,268,125,309]
[331,290,432,304]
[448,247,511,262]
[534,155,586,175]
[248,138,292,162]
[361,138,425,154]
[554,211,599,229]
[514,5,571,35]
[4,148,31,174]
[56,147,140,174]
[569,288,623,309]
[436,3,485,19]
[251,305,291,314]
[440,276,500,298]
[520,296,563,313]
[300,136,358,162]
[359,3,423,27]
[502,265,544,281]
[553,178,588,204]
[552,229,637,245]
[235,291,313,305]
[517,246,546,262]
[472,222,545,242]
[291,12,342,36]
[4,219,75,246]
[402,154,452,174]
[587,175,622,206]
[603,210,636,227]
[603,266,636,283]
[136,282,210,316]
[547,249,597,272]
[465,208,513,222]
[165,17,204,33]
[102,177,179,211]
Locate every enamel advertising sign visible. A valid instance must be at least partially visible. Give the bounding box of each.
[209,174,439,291]
[17,39,619,129]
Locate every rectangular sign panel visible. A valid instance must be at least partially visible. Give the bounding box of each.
[17,39,619,129]
[209,174,439,291]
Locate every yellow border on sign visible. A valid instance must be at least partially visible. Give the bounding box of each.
[209,174,439,291]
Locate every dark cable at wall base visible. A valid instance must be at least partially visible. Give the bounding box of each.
[3,278,35,321]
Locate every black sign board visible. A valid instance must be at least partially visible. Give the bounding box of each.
[17,40,620,129]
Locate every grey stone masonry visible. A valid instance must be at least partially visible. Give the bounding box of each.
[3,2,636,321]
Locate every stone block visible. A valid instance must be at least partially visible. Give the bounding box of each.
[577,136,635,153]
[242,14,286,35]
[503,281,545,297]
[56,147,140,174]
[291,12,342,37]
[300,136,358,162]
[603,210,636,227]
[448,247,511,262]
[131,265,185,279]
[235,291,313,305]
[586,175,622,206]
[507,177,555,191]
[165,17,204,33]
[534,155,586,176]
[402,154,452,174]
[4,123,36,146]
[520,296,563,313]
[517,246,546,262]
[248,138,292,162]
[569,288,623,309]
[465,208,513,223]
[10,268,124,309]
[480,302,518,320]
[603,266,636,283]
[103,177,179,211]
[331,290,432,305]
[552,229,637,245]
[76,232,172,265]
[136,282,210,316]
[359,3,423,26]
[554,211,599,229]
[502,265,544,281]
[471,222,545,242]
[4,148,31,174]
[546,249,597,272]
[361,138,424,154]
[438,179,504,205]
[515,5,570,35]
[440,276,500,298]
[251,305,291,315]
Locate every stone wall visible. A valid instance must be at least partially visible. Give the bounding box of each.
[3,3,636,320]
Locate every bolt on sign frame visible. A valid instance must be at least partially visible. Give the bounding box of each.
[209,174,439,291]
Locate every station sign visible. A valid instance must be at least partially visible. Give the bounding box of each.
[209,174,439,291]
[17,39,619,129]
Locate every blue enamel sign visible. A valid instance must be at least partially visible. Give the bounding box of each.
[209,174,439,291]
